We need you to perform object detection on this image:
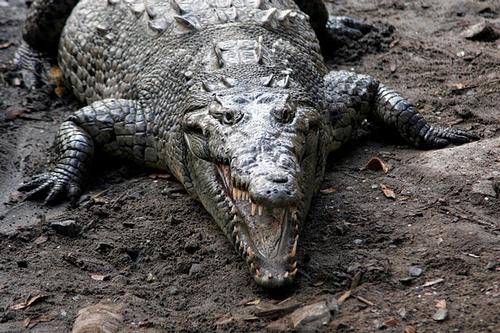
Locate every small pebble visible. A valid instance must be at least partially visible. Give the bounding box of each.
[432,308,448,321]
[408,266,423,277]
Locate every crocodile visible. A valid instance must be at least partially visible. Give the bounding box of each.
[16,0,477,288]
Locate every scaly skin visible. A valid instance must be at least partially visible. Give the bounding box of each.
[17,0,477,288]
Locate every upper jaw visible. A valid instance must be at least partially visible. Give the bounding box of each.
[216,164,301,288]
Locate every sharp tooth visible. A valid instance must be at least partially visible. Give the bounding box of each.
[291,235,298,257]
[268,273,273,279]
[246,247,255,258]
[232,188,237,199]
[250,263,256,272]
[284,271,289,279]
[232,226,238,236]
[236,234,240,242]
[239,241,244,251]
[230,205,238,214]
[291,261,297,270]
[290,267,298,276]
[256,269,262,277]
[251,203,257,216]
[258,205,263,216]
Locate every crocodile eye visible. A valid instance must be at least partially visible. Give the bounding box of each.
[272,102,296,124]
[209,101,242,126]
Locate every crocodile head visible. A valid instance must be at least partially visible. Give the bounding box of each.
[182,89,323,288]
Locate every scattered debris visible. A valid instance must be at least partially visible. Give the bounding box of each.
[460,21,499,42]
[365,156,390,173]
[337,290,351,305]
[49,220,81,237]
[188,263,202,276]
[72,304,123,333]
[11,294,48,310]
[320,186,337,194]
[240,298,261,306]
[383,317,400,327]
[404,326,417,333]
[145,272,156,283]
[254,300,301,319]
[436,299,447,309]
[34,235,49,245]
[355,296,374,307]
[380,184,396,199]
[408,266,423,277]
[91,274,110,282]
[289,300,333,329]
[214,314,234,326]
[24,314,53,329]
[422,278,445,288]
[397,307,407,319]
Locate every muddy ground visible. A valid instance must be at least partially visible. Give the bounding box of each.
[0,0,499,332]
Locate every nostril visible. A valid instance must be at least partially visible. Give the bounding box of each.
[268,175,288,184]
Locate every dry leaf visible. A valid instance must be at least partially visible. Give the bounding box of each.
[449,82,466,91]
[320,187,337,194]
[91,274,110,281]
[337,290,351,305]
[11,294,48,310]
[24,314,52,329]
[380,184,396,199]
[365,157,389,173]
[215,314,234,326]
[384,317,400,327]
[245,299,261,306]
[34,235,48,245]
[404,326,417,333]
[435,299,447,309]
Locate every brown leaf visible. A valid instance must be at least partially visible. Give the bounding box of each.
[404,326,417,333]
[365,157,390,173]
[384,317,400,327]
[24,314,53,329]
[337,290,351,305]
[320,187,337,194]
[11,294,48,310]
[380,184,396,199]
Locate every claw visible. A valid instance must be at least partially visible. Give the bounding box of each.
[18,174,49,191]
[24,181,53,201]
[44,183,65,206]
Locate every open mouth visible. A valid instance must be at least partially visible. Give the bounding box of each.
[216,164,299,288]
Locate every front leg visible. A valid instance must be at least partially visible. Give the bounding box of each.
[19,99,152,204]
[323,70,478,151]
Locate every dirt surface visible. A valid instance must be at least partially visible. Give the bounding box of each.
[0,0,499,332]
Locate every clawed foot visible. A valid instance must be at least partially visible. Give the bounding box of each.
[422,126,479,149]
[326,16,376,42]
[18,171,82,205]
[13,40,51,89]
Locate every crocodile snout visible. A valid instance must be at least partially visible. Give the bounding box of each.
[249,172,300,208]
